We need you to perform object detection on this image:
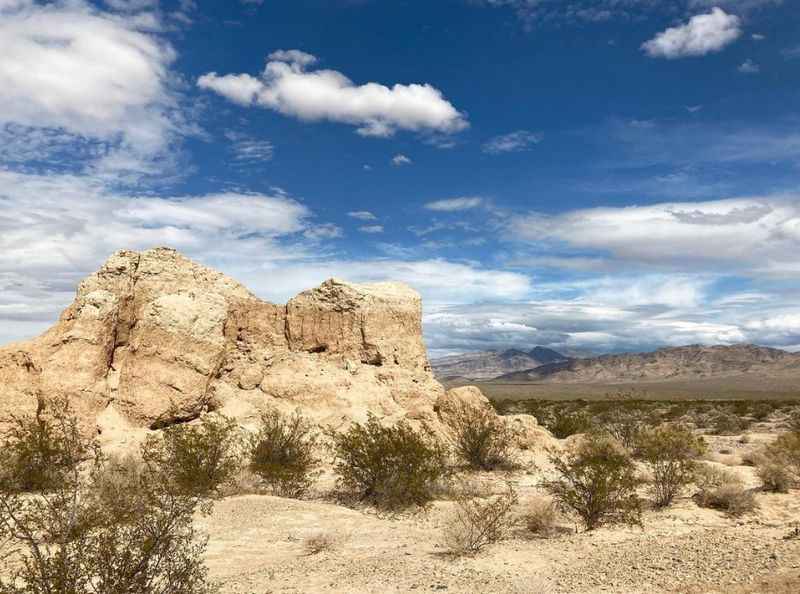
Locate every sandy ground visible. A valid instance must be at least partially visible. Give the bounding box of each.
[199,433,800,594]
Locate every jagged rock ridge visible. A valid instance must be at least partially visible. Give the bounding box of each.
[0,248,551,450]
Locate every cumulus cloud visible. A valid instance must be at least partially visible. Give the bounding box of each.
[392,154,412,166]
[511,196,800,276]
[424,197,484,212]
[198,49,468,137]
[642,8,742,59]
[483,130,543,153]
[0,0,183,174]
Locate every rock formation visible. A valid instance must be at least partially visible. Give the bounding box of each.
[0,248,550,450]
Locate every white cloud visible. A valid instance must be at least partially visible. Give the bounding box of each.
[425,197,484,212]
[642,8,742,59]
[738,58,760,73]
[483,130,543,154]
[303,223,343,241]
[511,196,800,276]
[198,49,468,138]
[348,210,377,221]
[0,0,183,173]
[392,154,412,166]
[224,132,274,162]
[359,225,384,234]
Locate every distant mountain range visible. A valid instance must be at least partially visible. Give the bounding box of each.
[432,344,800,385]
[431,346,568,380]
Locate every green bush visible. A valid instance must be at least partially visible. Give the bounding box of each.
[329,415,450,510]
[762,431,800,488]
[0,412,215,594]
[0,397,95,493]
[709,413,751,436]
[547,434,644,531]
[634,424,706,507]
[142,414,242,498]
[450,402,516,470]
[248,409,318,498]
[545,410,592,439]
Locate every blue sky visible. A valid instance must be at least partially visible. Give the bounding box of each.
[1,0,799,356]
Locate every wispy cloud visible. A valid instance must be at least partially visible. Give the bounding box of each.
[483,130,543,154]
[392,154,412,166]
[424,197,484,212]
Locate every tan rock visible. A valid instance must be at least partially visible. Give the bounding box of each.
[0,248,544,450]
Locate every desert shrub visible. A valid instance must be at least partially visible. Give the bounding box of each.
[441,485,518,555]
[303,532,338,556]
[757,460,793,493]
[547,434,644,530]
[0,397,94,493]
[525,496,561,538]
[634,424,706,507]
[248,409,318,498]
[694,464,757,516]
[545,410,592,439]
[143,414,242,498]
[0,413,216,594]
[599,407,649,451]
[450,402,517,470]
[709,413,751,436]
[329,415,450,510]
[762,432,800,487]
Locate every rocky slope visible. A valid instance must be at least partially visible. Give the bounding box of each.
[494,344,800,384]
[432,347,567,380]
[0,248,549,450]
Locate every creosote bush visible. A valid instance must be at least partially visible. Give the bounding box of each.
[450,402,516,470]
[762,431,800,488]
[694,464,757,516]
[546,410,592,439]
[441,485,518,555]
[0,400,216,594]
[248,409,318,498]
[328,415,450,510]
[0,396,94,493]
[634,424,706,508]
[142,414,242,498]
[547,434,644,531]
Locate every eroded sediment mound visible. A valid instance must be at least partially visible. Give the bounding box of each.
[0,248,551,450]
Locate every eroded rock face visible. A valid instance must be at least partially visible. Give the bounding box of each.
[2,248,523,447]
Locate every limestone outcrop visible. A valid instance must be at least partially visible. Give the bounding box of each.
[0,248,550,451]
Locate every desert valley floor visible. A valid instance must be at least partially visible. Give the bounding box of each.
[199,429,800,594]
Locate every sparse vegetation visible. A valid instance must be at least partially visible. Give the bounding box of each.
[634,424,706,507]
[694,464,757,516]
[762,431,800,487]
[142,414,242,499]
[329,415,450,510]
[0,396,95,493]
[248,409,318,498]
[547,434,644,530]
[303,532,338,556]
[450,401,517,470]
[0,401,216,594]
[441,485,518,555]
